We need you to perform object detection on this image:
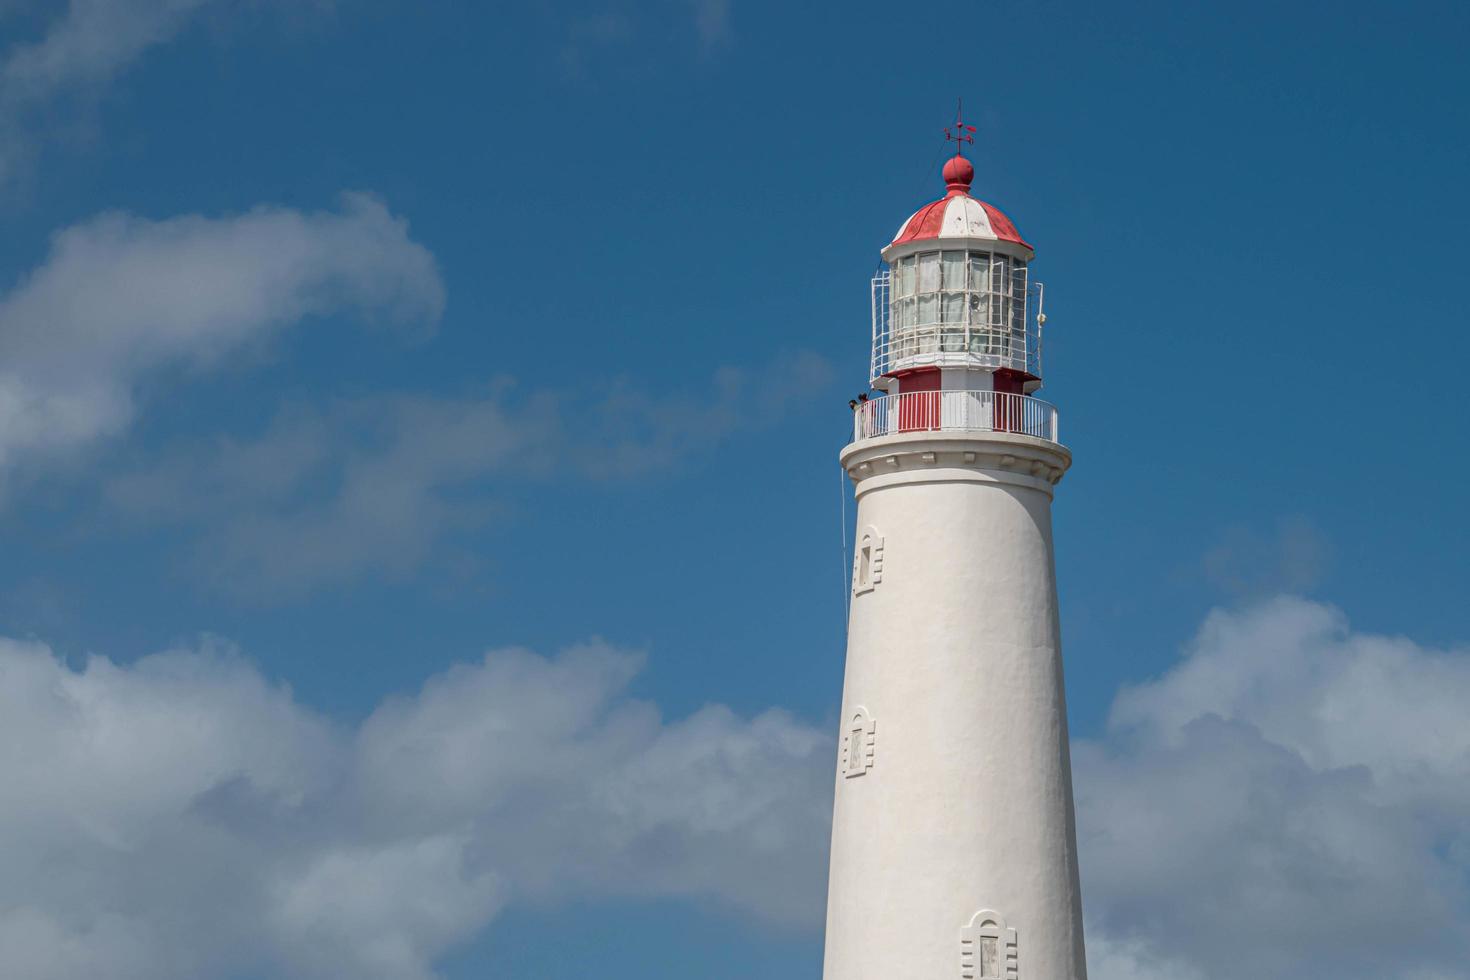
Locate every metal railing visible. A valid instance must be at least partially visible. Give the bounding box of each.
[870,327,1031,376]
[851,390,1059,444]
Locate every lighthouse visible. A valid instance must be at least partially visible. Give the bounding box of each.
[823,122,1087,980]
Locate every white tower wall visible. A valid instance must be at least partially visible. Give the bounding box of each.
[823,431,1086,980]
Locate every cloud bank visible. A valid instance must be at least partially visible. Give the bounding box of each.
[0,193,443,475]
[0,635,832,980]
[1077,597,1470,979]
[2,598,1465,978]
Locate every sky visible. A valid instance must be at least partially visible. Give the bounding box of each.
[0,0,1466,977]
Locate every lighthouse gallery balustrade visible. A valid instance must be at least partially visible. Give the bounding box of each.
[852,389,1058,444]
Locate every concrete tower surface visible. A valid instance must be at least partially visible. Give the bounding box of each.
[822,135,1087,980]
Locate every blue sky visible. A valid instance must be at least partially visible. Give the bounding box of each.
[0,1,1466,978]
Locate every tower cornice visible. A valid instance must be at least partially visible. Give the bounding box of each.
[840,431,1071,499]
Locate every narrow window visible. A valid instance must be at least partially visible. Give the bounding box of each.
[941,250,966,289]
[980,937,999,978]
[917,292,938,326]
[917,251,941,292]
[897,255,916,296]
[846,722,867,776]
[852,527,882,596]
[941,292,965,351]
[961,910,1016,980]
[968,251,989,291]
[841,707,876,778]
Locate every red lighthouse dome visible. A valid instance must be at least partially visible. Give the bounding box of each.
[889,154,1031,251]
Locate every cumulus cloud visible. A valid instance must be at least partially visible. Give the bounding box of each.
[0,634,832,980]
[0,193,443,476]
[1077,597,1470,980]
[101,352,831,599]
[3,0,233,99]
[5,596,1465,978]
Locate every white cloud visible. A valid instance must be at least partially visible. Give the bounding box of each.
[1082,932,1205,980]
[268,835,505,980]
[100,352,832,600]
[0,634,832,979]
[0,193,443,476]
[2,0,228,99]
[1077,597,1470,979]
[6,596,1468,978]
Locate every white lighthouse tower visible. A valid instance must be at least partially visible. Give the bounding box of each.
[823,122,1087,980]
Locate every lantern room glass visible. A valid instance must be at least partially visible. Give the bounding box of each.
[889,249,1029,367]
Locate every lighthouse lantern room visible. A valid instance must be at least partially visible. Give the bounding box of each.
[874,151,1043,394]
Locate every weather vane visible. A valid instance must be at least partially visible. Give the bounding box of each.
[944,99,977,156]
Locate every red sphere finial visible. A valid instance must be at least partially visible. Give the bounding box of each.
[942,154,974,196]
